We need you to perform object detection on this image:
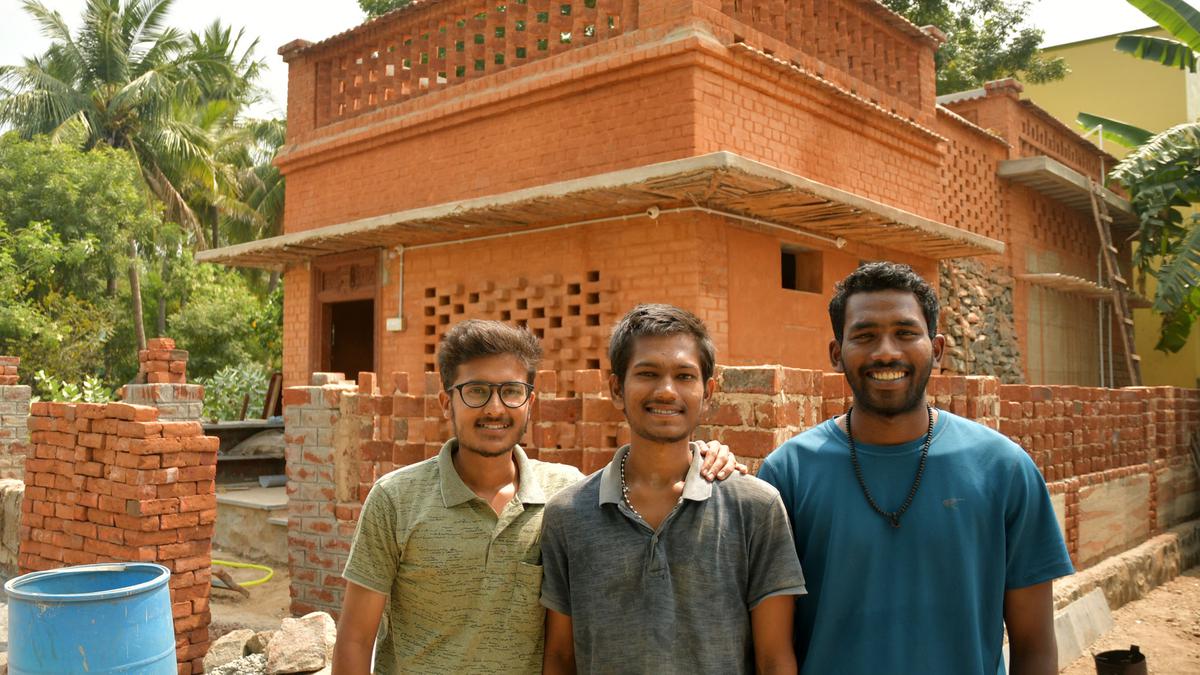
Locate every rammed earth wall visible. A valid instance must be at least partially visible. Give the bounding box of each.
[284,367,1200,617]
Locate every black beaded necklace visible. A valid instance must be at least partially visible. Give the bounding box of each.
[845,404,933,529]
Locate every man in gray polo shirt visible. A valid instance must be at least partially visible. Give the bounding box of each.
[540,304,806,675]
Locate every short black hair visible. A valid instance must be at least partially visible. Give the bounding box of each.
[828,262,939,343]
[608,304,716,386]
[437,320,542,389]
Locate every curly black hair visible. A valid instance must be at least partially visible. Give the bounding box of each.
[828,262,939,343]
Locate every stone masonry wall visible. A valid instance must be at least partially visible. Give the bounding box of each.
[0,356,31,480]
[939,259,1024,383]
[18,401,219,675]
[283,367,1200,616]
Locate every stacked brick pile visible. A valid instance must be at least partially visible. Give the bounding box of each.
[122,337,205,422]
[697,366,824,472]
[138,337,189,385]
[0,357,31,480]
[20,400,218,675]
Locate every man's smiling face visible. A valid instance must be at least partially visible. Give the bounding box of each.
[831,289,944,418]
[610,333,715,445]
[438,353,532,457]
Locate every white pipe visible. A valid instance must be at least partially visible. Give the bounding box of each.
[404,206,848,251]
[383,245,406,332]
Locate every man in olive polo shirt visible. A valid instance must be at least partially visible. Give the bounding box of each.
[333,319,740,675]
[540,305,806,675]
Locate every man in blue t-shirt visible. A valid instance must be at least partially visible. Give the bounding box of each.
[759,262,1073,675]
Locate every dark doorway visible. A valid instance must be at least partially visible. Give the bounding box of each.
[325,299,374,379]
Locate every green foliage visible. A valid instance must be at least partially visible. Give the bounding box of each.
[0,0,286,386]
[0,136,154,385]
[31,370,114,403]
[1125,0,1200,52]
[1111,122,1200,352]
[884,0,1067,95]
[1086,0,1200,353]
[1116,33,1197,72]
[0,134,282,388]
[167,265,282,380]
[194,362,269,421]
[359,0,413,18]
[1075,112,1155,148]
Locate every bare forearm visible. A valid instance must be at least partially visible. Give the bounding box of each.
[1004,582,1057,675]
[332,638,375,675]
[1008,644,1057,675]
[542,651,575,675]
[755,652,798,675]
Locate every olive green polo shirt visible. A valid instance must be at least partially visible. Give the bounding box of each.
[343,439,583,675]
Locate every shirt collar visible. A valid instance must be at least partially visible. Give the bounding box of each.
[598,443,713,506]
[437,439,547,507]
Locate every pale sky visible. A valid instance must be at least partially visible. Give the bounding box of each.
[0,0,1164,119]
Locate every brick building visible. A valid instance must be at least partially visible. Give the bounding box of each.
[198,0,1140,390]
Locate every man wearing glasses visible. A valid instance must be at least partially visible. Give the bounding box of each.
[332,319,740,674]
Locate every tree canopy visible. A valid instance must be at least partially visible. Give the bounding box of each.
[0,135,281,395]
[0,0,285,407]
[359,0,412,18]
[884,0,1067,94]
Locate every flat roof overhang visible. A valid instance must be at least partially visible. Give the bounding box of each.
[998,155,1138,229]
[1018,272,1152,308]
[198,152,1005,269]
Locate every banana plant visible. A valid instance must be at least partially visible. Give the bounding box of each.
[1075,0,1200,352]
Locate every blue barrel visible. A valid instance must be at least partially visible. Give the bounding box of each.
[5,562,177,674]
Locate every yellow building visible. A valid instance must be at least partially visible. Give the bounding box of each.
[1024,26,1200,388]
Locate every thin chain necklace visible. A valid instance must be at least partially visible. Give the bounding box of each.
[846,405,933,529]
[620,449,684,523]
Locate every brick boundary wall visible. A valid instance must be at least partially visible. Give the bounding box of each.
[0,356,31,480]
[120,338,205,422]
[284,367,1200,616]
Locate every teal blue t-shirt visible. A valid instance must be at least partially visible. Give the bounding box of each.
[759,411,1073,675]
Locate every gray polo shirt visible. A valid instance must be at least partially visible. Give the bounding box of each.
[540,445,806,674]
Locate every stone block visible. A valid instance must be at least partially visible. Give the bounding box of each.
[1078,473,1151,564]
[1156,464,1200,530]
[1050,491,1067,542]
[265,611,336,674]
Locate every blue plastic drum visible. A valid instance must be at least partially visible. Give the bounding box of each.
[5,562,177,674]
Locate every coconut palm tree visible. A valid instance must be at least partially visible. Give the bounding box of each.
[0,0,268,350]
[0,0,239,246]
[1075,0,1200,353]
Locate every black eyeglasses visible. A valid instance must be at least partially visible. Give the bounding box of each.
[446,381,534,408]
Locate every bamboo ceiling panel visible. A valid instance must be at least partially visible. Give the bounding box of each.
[198,152,1004,268]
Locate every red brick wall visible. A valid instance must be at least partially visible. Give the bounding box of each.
[284,367,1200,614]
[19,401,219,675]
[283,212,946,389]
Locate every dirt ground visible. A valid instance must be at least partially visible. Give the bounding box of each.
[1062,567,1200,674]
[208,549,292,640]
